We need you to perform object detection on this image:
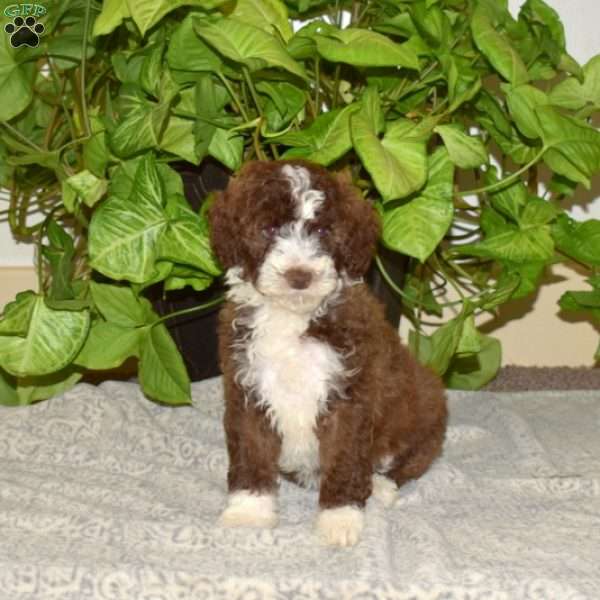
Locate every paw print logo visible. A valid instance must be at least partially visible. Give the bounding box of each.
[4,16,45,48]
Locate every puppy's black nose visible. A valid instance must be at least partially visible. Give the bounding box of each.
[284,267,313,290]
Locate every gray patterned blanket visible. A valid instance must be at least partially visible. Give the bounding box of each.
[0,378,599,599]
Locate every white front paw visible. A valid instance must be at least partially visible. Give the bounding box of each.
[219,491,278,529]
[316,506,364,547]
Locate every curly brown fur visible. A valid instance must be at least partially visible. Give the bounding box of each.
[208,159,447,546]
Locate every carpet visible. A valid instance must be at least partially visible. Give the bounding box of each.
[486,365,600,392]
[1,377,599,599]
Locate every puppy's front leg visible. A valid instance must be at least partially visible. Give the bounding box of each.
[219,387,281,529]
[316,402,373,547]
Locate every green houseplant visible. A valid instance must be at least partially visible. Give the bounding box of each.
[1,0,600,406]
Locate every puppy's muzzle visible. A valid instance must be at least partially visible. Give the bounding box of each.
[283,267,313,290]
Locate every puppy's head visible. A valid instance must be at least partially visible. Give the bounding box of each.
[209,159,380,313]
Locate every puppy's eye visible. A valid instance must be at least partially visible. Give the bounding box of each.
[315,226,330,237]
[262,225,278,239]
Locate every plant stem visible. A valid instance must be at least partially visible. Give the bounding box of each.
[459,147,547,197]
[80,0,92,137]
[314,56,321,113]
[242,66,263,118]
[1,123,43,152]
[151,296,225,327]
[252,124,267,160]
[217,72,250,122]
[431,254,465,300]
[332,64,341,108]
[375,254,411,301]
[47,56,78,143]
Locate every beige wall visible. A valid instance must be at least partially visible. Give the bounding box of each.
[397,262,599,368]
[0,267,37,309]
[479,263,598,367]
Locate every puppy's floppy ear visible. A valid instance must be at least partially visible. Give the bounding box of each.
[334,173,381,278]
[207,188,239,270]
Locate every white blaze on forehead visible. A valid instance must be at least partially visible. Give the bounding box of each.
[281,164,325,221]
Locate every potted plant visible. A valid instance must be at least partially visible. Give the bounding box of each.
[1,0,599,406]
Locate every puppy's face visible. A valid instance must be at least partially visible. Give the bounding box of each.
[209,160,380,314]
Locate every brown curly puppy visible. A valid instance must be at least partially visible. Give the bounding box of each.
[208,159,447,547]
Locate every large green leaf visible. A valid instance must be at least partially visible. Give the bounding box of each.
[352,115,428,202]
[412,309,469,376]
[160,195,222,275]
[445,334,502,390]
[0,369,19,406]
[89,156,219,283]
[443,54,482,112]
[208,127,244,171]
[500,261,546,299]
[167,15,222,73]
[382,148,454,262]
[109,89,170,158]
[109,155,184,201]
[559,276,600,323]
[74,321,140,370]
[83,115,110,177]
[536,106,600,188]
[194,17,307,80]
[0,296,89,377]
[0,291,37,336]
[90,282,149,327]
[471,7,529,85]
[360,86,385,135]
[549,55,600,112]
[42,220,76,302]
[17,368,83,405]
[434,125,488,169]
[161,116,199,163]
[505,84,548,139]
[0,34,33,121]
[456,225,554,263]
[286,21,335,60]
[62,170,108,212]
[552,214,600,267]
[231,0,293,42]
[124,0,227,37]
[520,0,565,49]
[92,0,131,36]
[314,28,419,69]
[139,324,191,405]
[478,115,539,165]
[410,1,450,47]
[486,171,527,223]
[258,81,305,132]
[88,154,167,282]
[0,366,83,406]
[279,105,359,165]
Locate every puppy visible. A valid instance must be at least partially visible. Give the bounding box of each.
[208,159,447,547]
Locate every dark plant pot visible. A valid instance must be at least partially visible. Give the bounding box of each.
[150,161,407,382]
[365,245,408,328]
[148,159,230,382]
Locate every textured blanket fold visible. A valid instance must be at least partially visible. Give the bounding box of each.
[1,378,598,599]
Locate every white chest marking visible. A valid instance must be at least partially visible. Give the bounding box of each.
[236,303,346,486]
